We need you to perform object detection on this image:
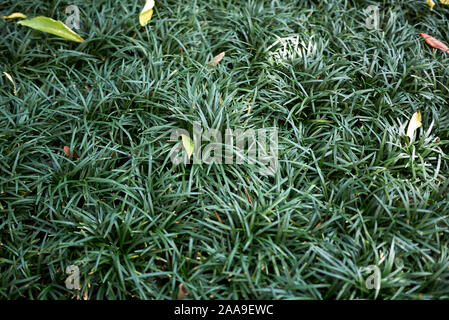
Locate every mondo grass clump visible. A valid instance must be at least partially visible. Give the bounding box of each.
[0,0,449,299]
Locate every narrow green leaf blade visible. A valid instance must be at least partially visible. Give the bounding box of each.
[17,16,84,42]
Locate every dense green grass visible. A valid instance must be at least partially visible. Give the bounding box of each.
[1,0,449,299]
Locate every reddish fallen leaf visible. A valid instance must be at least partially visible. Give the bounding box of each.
[419,33,449,53]
[63,145,71,157]
[63,146,79,160]
[208,52,225,66]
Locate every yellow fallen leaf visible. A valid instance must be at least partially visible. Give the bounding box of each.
[3,72,17,95]
[139,0,155,26]
[3,12,27,19]
[181,134,194,159]
[209,52,225,66]
[427,0,436,10]
[406,110,422,143]
[441,0,449,4]
[18,17,84,42]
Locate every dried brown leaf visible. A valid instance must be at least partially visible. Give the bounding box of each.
[177,283,189,299]
[208,52,225,66]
